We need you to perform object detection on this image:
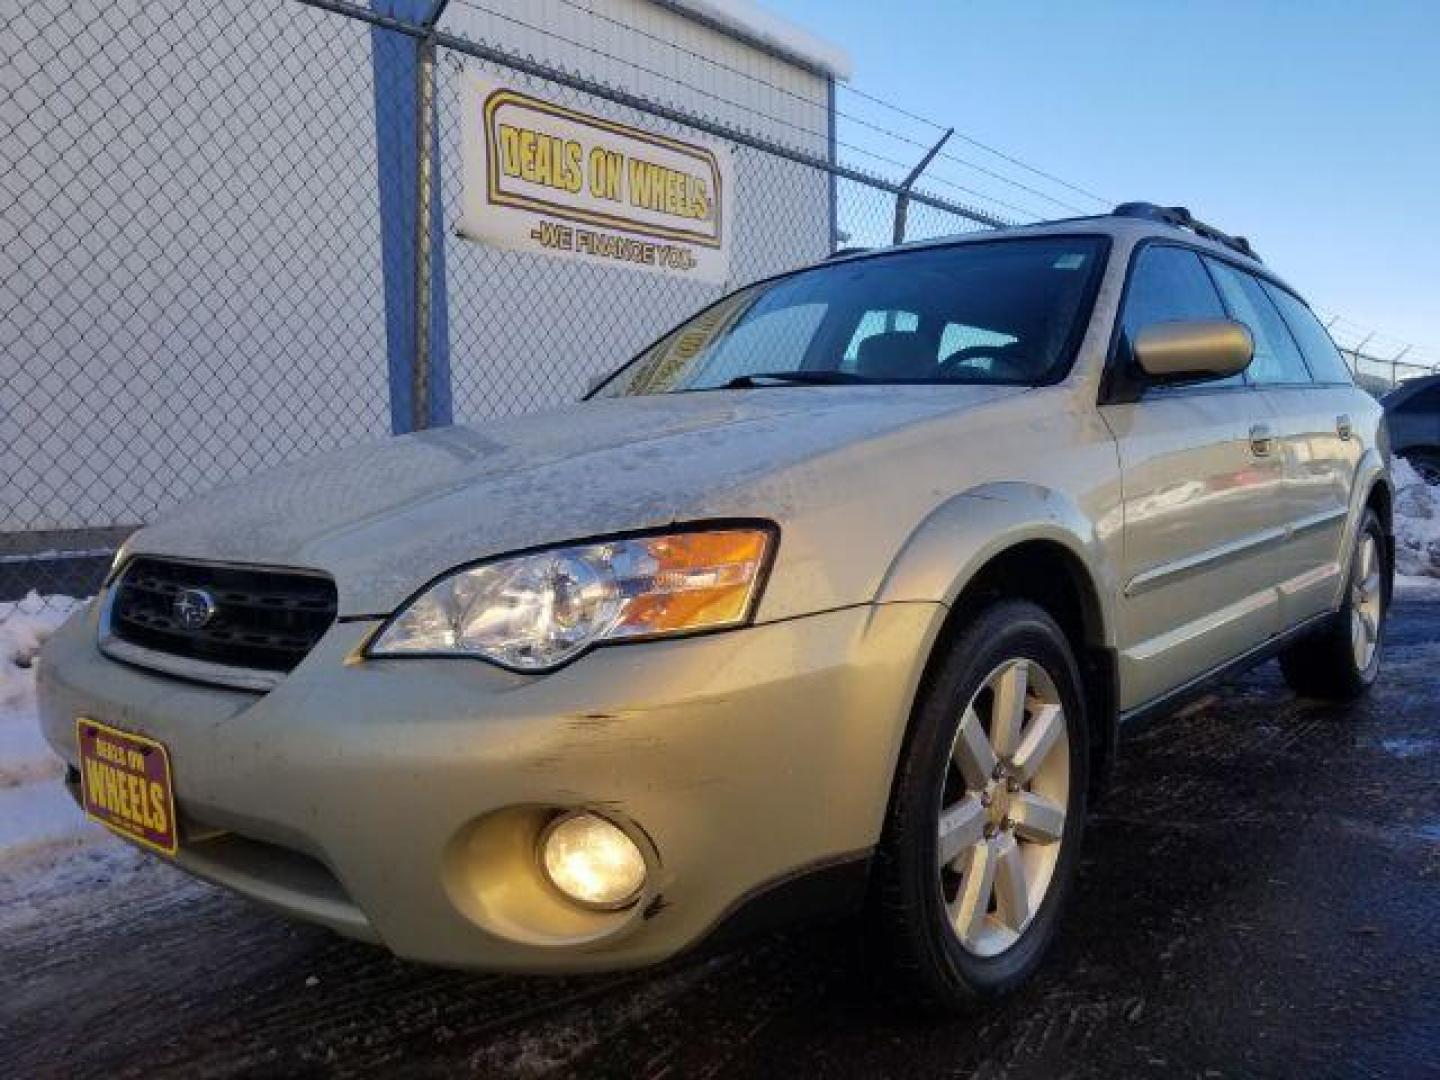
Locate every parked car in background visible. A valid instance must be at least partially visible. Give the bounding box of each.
[37,203,1392,1012]
[1383,373,1440,482]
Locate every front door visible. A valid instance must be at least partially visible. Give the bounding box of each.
[1101,245,1286,709]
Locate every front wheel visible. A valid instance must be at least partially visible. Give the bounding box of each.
[869,600,1088,1011]
[1279,509,1387,701]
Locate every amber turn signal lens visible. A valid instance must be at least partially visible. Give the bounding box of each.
[613,529,770,638]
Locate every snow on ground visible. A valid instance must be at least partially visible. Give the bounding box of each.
[1392,457,1440,596]
[0,591,109,864]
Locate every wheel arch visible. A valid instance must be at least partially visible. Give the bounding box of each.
[1364,465,1396,605]
[878,484,1120,795]
[1339,449,1396,608]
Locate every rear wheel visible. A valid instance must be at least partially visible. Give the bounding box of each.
[1279,509,1387,701]
[869,600,1088,1011]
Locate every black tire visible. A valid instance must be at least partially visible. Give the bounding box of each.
[868,600,1089,1012]
[1279,509,1388,701]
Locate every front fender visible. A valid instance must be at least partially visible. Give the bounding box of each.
[874,481,1120,649]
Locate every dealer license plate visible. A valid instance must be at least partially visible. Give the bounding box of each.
[76,718,178,856]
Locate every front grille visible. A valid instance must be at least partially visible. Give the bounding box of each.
[107,557,337,674]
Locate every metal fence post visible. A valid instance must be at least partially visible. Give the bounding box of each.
[410,0,449,432]
[892,129,953,245]
[411,34,436,431]
[1391,346,1410,389]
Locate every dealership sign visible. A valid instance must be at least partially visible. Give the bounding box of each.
[458,70,733,284]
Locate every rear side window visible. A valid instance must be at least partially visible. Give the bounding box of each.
[1204,259,1311,385]
[1261,283,1355,385]
[1120,245,1241,387]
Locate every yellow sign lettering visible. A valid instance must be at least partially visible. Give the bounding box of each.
[85,758,109,811]
[499,123,583,194]
[149,782,169,833]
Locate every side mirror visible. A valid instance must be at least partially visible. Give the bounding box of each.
[1133,319,1254,382]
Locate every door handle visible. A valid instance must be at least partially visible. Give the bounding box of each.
[1249,423,1274,457]
[1336,414,1353,440]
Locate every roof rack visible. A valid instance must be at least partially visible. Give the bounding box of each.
[1111,202,1260,262]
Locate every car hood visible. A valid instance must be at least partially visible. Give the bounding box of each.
[127,385,1026,616]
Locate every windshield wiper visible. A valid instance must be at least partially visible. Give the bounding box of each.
[716,370,873,389]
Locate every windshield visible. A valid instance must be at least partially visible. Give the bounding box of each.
[595,236,1108,396]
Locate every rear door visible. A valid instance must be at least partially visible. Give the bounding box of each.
[1200,258,1351,626]
[1259,280,1370,623]
[1101,244,1285,709]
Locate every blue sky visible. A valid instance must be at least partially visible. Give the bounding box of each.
[766,0,1440,365]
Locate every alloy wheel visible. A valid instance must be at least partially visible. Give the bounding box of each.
[936,658,1069,958]
[1351,532,1383,672]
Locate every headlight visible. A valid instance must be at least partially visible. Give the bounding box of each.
[365,526,774,671]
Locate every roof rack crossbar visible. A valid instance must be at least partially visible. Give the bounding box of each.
[1111,202,1261,262]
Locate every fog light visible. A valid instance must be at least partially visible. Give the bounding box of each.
[539,811,646,910]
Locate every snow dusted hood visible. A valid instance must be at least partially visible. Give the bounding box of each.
[126,385,1026,616]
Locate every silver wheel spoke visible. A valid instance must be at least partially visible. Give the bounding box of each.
[950,839,998,945]
[1350,534,1383,669]
[937,796,986,868]
[953,705,998,789]
[1013,703,1065,783]
[1360,537,1376,582]
[992,834,1029,931]
[939,654,1071,959]
[990,661,1028,758]
[1012,790,1066,844]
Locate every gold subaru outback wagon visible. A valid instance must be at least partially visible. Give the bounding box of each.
[38,203,1392,1010]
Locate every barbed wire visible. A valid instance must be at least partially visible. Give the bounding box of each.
[838,83,1113,207]
[1319,311,1440,362]
[456,0,1092,220]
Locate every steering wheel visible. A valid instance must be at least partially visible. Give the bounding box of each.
[938,343,1031,381]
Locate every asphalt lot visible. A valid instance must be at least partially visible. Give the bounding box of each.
[3,599,1438,1080]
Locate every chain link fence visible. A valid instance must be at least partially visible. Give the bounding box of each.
[1336,346,1440,396]
[2,0,996,620]
[2,0,393,608]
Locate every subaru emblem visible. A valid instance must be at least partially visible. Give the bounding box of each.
[172,588,217,631]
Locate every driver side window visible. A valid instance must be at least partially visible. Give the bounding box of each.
[1121,245,1244,389]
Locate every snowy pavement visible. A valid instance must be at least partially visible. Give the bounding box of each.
[0,594,102,857]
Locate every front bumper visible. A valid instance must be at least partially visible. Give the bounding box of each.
[38,599,940,972]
